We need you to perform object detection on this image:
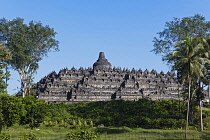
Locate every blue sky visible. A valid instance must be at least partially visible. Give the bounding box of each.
[1,0,210,94]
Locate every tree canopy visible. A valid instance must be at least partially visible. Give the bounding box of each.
[0,18,59,96]
[0,42,11,93]
[152,14,210,65]
[152,14,210,132]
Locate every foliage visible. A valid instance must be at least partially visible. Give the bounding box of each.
[65,128,100,140]
[171,36,210,127]
[20,96,48,129]
[0,17,59,97]
[67,99,187,129]
[0,43,11,93]
[202,108,210,130]
[152,14,210,132]
[200,132,210,140]
[2,124,209,140]
[0,93,204,132]
[19,132,39,140]
[0,133,10,140]
[0,94,26,133]
[152,14,210,63]
[172,36,210,82]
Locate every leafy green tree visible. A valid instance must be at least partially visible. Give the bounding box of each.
[46,103,78,126]
[152,14,210,64]
[20,96,48,129]
[0,94,26,133]
[0,18,59,97]
[172,36,210,132]
[0,43,11,93]
[152,14,210,132]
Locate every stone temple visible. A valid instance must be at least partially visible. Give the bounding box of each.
[36,52,182,103]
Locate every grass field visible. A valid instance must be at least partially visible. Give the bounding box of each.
[2,124,210,140]
[99,127,208,140]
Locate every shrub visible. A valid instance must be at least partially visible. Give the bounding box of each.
[65,128,100,140]
[19,132,39,140]
[200,133,210,140]
[0,133,11,140]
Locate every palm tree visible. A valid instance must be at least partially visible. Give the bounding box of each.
[172,36,210,135]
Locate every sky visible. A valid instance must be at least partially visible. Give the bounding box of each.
[1,0,210,95]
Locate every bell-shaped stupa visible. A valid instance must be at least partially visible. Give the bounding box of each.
[93,52,112,70]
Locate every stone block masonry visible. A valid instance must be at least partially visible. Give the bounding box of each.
[36,52,182,103]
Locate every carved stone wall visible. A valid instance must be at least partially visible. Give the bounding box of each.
[36,52,182,103]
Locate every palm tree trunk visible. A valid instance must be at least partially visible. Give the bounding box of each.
[185,79,191,139]
[209,81,210,103]
[200,100,203,131]
[198,81,203,131]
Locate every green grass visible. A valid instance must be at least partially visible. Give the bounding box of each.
[3,124,68,140]
[99,127,206,140]
[2,124,210,140]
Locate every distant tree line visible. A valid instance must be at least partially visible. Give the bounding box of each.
[1,94,210,133]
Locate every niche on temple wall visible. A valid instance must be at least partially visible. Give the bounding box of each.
[125,74,129,80]
[111,92,116,99]
[67,91,72,100]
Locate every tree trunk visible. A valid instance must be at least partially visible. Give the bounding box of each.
[200,100,203,131]
[209,81,210,103]
[0,124,2,133]
[185,79,191,139]
[18,69,32,97]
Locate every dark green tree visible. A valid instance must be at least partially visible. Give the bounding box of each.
[152,14,210,132]
[0,94,26,133]
[20,96,48,129]
[0,43,11,93]
[171,36,210,133]
[0,18,59,97]
[152,14,210,64]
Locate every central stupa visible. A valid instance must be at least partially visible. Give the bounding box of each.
[93,52,112,70]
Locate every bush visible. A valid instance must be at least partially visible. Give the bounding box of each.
[200,133,210,140]
[19,132,39,140]
[65,128,100,140]
[0,133,11,140]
